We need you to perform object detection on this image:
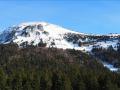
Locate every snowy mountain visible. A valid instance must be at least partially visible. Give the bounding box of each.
[0,22,82,49]
[0,21,120,71]
[0,22,120,52]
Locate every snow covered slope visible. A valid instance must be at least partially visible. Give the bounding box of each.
[0,21,120,52]
[0,22,85,49]
[0,22,74,47]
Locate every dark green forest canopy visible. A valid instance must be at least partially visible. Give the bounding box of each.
[0,43,119,90]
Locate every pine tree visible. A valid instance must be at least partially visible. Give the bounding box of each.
[40,70,52,90]
[0,69,6,90]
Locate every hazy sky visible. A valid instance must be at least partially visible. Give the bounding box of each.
[0,0,120,34]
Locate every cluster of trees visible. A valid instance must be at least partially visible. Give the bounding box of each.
[91,44,120,68]
[20,39,47,48]
[64,33,116,47]
[0,44,119,90]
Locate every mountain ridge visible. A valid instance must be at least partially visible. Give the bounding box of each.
[0,21,120,51]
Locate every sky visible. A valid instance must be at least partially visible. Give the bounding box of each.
[0,0,120,34]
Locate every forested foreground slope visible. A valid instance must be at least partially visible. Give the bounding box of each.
[0,44,119,90]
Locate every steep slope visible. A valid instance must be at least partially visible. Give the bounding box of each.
[0,22,83,49]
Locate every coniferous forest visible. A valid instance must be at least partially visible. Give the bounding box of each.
[0,44,119,90]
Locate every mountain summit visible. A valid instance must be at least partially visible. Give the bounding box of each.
[0,22,84,49]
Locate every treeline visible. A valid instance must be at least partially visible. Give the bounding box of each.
[0,44,119,90]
